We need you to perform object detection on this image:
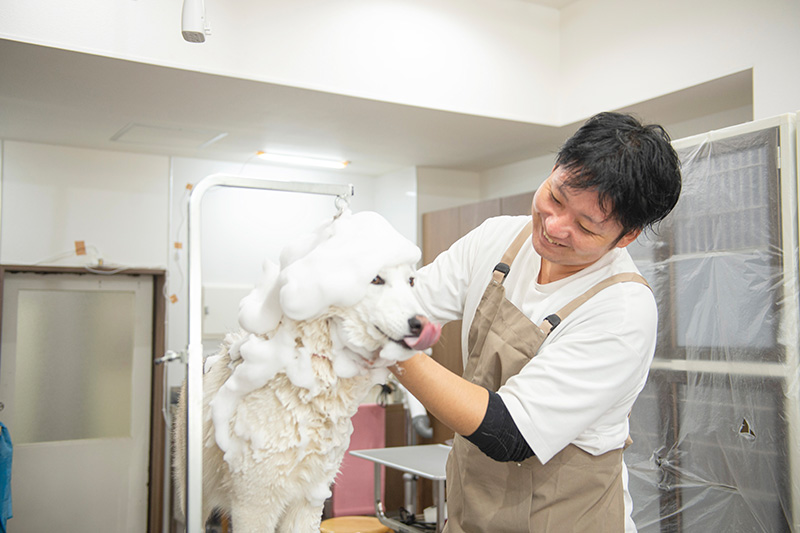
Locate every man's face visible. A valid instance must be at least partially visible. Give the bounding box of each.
[531,166,639,281]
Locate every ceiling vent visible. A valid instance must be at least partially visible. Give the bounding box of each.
[110,123,227,149]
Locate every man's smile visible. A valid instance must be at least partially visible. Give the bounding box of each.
[542,227,566,247]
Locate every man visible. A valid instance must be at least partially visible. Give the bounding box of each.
[391,112,682,532]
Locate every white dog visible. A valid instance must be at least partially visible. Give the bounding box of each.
[173,210,441,533]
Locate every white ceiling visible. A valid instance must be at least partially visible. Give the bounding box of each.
[0,38,752,176]
[514,0,580,9]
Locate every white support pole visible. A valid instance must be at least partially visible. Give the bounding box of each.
[184,174,353,532]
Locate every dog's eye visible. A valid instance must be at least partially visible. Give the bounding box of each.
[408,277,415,287]
[371,276,385,285]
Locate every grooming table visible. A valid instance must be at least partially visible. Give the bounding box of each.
[349,444,451,533]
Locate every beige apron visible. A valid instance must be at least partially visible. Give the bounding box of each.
[444,221,649,533]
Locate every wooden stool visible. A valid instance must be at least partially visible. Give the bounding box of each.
[320,516,392,533]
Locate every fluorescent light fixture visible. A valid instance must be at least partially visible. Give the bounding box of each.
[256,151,350,169]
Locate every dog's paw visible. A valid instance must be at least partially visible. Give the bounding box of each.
[332,350,365,378]
[368,366,391,384]
[377,342,415,364]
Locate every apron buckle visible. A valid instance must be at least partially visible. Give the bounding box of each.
[543,313,561,333]
[493,262,511,278]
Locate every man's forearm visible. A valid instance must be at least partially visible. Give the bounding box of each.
[391,352,489,436]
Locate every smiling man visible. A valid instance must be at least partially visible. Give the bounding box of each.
[532,165,642,283]
[391,112,682,533]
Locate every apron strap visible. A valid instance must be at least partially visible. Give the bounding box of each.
[540,272,651,334]
[487,220,650,336]
[492,220,533,284]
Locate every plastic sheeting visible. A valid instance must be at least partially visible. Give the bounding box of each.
[626,119,799,532]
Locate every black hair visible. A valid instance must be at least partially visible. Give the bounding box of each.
[555,112,682,237]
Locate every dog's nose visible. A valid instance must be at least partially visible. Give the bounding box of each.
[408,316,422,336]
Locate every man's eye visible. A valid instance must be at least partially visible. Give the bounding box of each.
[371,276,385,285]
[550,192,561,205]
[409,277,415,287]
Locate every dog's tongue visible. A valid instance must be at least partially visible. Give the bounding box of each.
[404,321,442,351]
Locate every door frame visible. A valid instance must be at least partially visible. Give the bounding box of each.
[0,264,167,533]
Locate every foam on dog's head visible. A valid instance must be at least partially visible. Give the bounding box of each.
[278,210,421,321]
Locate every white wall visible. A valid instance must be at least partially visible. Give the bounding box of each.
[474,104,757,202]
[416,167,481,214]
[558,0,800,124]
[0,140,169,267]
[374,166,418,245]
[480,153,557,201]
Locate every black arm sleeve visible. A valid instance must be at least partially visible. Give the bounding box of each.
[463,389,535,462]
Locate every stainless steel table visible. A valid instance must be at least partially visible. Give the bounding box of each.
[350,444,451,533]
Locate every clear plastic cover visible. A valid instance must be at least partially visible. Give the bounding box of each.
[626,120,799,532]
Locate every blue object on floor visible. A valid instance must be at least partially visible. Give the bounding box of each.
[0,422,12,533]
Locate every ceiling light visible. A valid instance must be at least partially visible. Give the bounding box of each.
[256,151,350,169]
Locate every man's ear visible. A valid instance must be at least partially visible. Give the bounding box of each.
[616,229,641,248]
